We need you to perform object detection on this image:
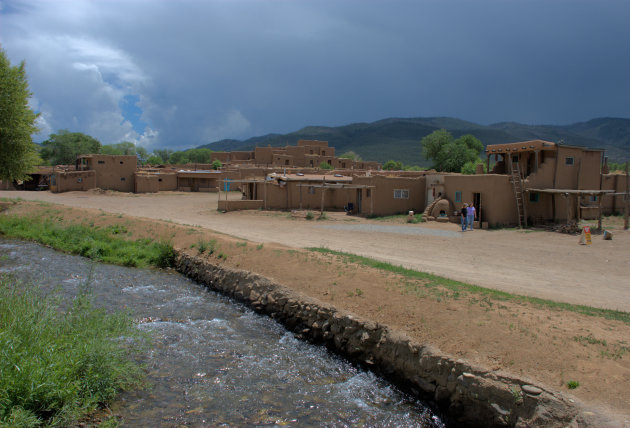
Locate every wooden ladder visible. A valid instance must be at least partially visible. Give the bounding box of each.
[510,163,527,228]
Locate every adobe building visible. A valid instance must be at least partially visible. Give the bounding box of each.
[422,140,614,227]
[211,140,380,170]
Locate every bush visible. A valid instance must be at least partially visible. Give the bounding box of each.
[0,274,146,426]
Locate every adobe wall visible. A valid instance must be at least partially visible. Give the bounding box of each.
[50,171,96,193]
[156,173,178,191]
[522,153,556,189]
[174,252,582,428]
[353,176,426,216]
[297,139,328,148]
[89,155,137,192]
[443,175,517,226]
[254,147,274,165]
[134,174,159,193]
[602,173,629,215]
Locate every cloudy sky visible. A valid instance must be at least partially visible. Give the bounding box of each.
[1,0,629,151]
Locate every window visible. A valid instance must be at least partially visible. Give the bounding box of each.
[158,178,163,182]
[120,161,124,164]
[77,177,82,183]
[455,191,462,202]
[366,189,371,198]
[512,155,519,163]
[393,189,409,199]
[565,156,574,166]
[529,193,539,202]
[98,160,105,164]
[308,186,315,195]
[120,177,126,181]
[589,195,598,202]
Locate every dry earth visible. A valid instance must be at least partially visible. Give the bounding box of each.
[2,190,630,425]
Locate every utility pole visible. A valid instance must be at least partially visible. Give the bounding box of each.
[625,161,629,230]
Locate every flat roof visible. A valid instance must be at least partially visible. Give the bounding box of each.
[486,140,556,154]
[273,174,353,182]
[526,189,615,195]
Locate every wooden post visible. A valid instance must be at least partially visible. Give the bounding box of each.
[625,161,629,230]
[577,195,582,224]
[320,186,326,214]
[264,180,267,210]
[597,192,603,231]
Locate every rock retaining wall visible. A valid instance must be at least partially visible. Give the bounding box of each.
[175,251,583,427]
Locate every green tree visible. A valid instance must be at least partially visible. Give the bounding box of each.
[339,151,362,161]
[168,151,190,165]
[153,149,173,164]
[100,141,137,156]
[186,148,213,164]
[319,161,333,170]
[212,159,222,170]
[421,130,483,172]
[382,160,403,170]
[40,130,101,165]
[461,158,486,175]
[146,155,163,165]
[136,145,148,164]
[0,49,41,181]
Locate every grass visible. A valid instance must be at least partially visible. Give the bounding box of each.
[307,247,630,325]
[196,238,217,255]
[567,380,580,389]
[0,274,147,426]
[0,214,175,269]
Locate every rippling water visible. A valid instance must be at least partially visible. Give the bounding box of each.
[0,240,444,427]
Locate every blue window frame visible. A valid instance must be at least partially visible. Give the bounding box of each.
[455,191,462,202]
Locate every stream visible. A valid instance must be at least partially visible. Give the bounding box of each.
[0,240,444,427]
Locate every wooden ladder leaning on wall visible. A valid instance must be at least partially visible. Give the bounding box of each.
[510,163,527,228]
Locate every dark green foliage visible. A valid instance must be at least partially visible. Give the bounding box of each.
[421,130,483,172]
[0,274,146,426]
[40,130,101,166]
[0,48,41,181]
[212,159,222,170]
[319,161,333,170]
[0,215,175,269]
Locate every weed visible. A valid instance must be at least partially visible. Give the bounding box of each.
[236,241,247,248]
[567,380,580,389]
[0,274,147,426]
[573,335,607,346]
[305,211,315,220]
[317,212,328,220]
[218,252,227,260]
[510,386,523,404]
[197,238,216,255]
[256,243,264,250]
[355,288,363,297]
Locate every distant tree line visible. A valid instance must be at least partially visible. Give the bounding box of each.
[37,130,221,169]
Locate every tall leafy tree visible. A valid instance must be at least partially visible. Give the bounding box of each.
[40,130,101,165]
[421,129,483,172]
[185,148,213,163]
[0,48,41,181]
[153,149,173,164]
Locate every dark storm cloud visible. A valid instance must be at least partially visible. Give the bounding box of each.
[1,0,628,150]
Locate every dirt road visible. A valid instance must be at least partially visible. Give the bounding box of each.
[4,190,629,311]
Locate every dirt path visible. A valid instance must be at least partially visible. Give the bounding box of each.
[4,190,629,312]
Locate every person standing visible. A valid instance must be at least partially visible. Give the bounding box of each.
[460,203,468,231]
[467,203,476,230]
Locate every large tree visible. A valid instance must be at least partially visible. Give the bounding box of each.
[421,129,483,172]
[0,48,41,181]
[40,130,101,165]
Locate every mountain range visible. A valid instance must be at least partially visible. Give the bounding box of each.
[199,117,630,166]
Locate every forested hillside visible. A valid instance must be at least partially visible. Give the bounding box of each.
[200,117,630,166]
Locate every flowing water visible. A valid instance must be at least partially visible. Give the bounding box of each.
[0,240,445,427]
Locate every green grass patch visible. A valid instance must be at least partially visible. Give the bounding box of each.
[307,247,630,324]
[0,274,147,426]
[0,214,175,269]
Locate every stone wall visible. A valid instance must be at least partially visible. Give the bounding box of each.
[174,251,584,427]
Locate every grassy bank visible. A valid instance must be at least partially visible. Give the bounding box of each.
[0,274,146,426]
[308,247,630,324]
[0,213,175,269]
